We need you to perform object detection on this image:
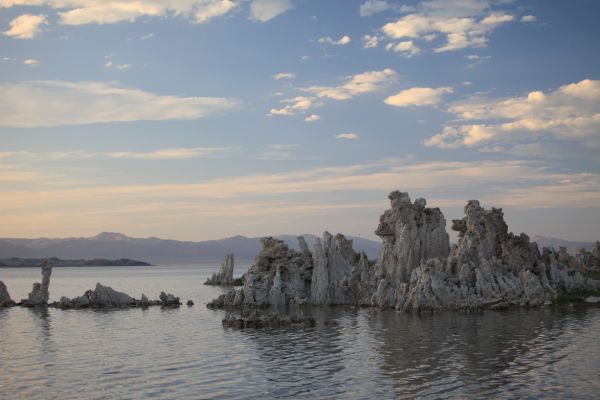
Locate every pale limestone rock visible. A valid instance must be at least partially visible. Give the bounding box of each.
[375,191,449,283]
[0,280,15,307]
[25,259,53,306]
[209,191,600,317]
[209,237,315,309]
[90,283,134,307]
[205,254,237,286]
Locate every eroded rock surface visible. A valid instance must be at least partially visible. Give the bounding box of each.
[53,283,181,309]
[0,280,15,307]
[205,254,243,286]
[24,259,53,307]
[208,191,600,316]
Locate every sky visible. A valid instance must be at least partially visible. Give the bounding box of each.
[0,0,599,242]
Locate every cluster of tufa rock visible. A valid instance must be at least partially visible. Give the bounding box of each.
[204,254,244,286]
[54,285,182,309]
[208,191,600,314]
[0,258,185,309]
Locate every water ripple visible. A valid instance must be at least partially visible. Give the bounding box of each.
[1,266,600,399]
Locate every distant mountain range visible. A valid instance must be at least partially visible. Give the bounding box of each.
[530,235,597,254]
[0,232,382,264]
[0,232,593,265]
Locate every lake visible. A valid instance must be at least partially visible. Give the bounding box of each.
[1,265,599,399]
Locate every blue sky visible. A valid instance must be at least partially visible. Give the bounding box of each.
[1,0,599,241]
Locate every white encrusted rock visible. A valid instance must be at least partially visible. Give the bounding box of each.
[25,259,53,306]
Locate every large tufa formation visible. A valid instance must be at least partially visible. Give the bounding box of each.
[402,200,598,311]
[208,234,364,310]
[24,258,53,307]
[204,254,243,286]
[208,191,600,314]
[0,280,15,307]
[370,192,450,308]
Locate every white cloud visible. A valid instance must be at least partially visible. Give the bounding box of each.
[269,69,396,115]
[359,0,391,17]
[0,1,239,26]
[521,15,536,23]
[3,14,47,39]
[0,147,238,161]
[108,147,236,160]
[105,61,130,69]
[380,0,514,53]
[195,0,236,23]
[336,133,358,140]
[272,72,296,80]
[362,34,379,48]
[385,40,420,56]
[304,114,320,122]
[304,68,396,100]
[23,58,40,67]
[269,96,318,116]
[249,0,293,22]
[425,79,600,150]
[318,35,351,46]
[385,86,453,107]
[0,80,238,127]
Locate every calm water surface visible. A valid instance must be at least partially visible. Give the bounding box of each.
[1,265,599,399]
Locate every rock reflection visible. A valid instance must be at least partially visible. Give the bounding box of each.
[369,307,591,398]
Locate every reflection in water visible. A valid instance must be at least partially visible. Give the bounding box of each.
[1,266,599,399]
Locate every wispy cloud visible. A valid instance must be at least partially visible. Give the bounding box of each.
[304,114,320,122]
[269,96,319,116]
[336,133,358,140]
[317,35,351,46]
[249,0,293,22]
[380,0,514,53]
[0,147,239,161]
[23,58,40,67]
[521,15,536,23]
[385,86,453,107]
[272,72,296,80]
[303,68,396,100]
[359,0,391,17]
[0,0,262,28]
[257,144,300,160]
[0,80,238,127]
[3,14,47,39]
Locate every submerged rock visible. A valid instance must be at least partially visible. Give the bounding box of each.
[208,190,600,316]
[0,280,15,307]
[222,309,316,329]
[23,259,53,307]
[205,254,243,286]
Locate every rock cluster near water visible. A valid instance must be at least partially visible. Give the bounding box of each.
[204,254,244,286]
[23,258,53,307]
[53,284,182,309]
[0,280,15,307]
[0,258,184,309]
[209,191,600,314]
